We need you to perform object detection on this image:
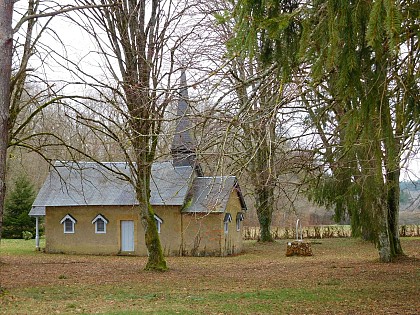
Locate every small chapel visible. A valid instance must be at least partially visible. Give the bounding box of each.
[29,71,247,257]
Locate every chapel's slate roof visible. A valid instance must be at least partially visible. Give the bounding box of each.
[182,176,247,213]
[29,161,193,216]
[29,206,45,216]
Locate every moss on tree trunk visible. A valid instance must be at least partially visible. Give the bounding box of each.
[143,204,167,271]
[256,187,274,242]
[135,163,167,271]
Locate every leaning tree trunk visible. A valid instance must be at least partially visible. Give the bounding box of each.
[143,204,167,271]
[135,161,167,271]
[128,94,167,271]
[0,0,13,243]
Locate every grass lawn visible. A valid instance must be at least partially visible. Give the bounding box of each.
[0,238,46,255]
[0,237,419,314]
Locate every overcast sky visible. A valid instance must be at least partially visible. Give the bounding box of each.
[12,2,420,182]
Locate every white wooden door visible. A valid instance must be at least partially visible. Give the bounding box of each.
[121,220,134,252]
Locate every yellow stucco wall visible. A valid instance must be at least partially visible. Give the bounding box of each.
[45,205,181,256]
[154,206,182,256]
[44,192,244,256]
[181,190,244,256]
[181,212,222,256]
[222,190,244,255]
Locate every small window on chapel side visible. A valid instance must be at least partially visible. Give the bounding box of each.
[236,212,245,232]
[223,213,232,234]
[60,214,77,234]
[92,214,109,234]
[154,214,163,234]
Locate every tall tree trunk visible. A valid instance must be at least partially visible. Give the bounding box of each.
[255,134,275,242]
[126,88,167,270]
[386,169,403,257]
[0,0,13,243]
[143,204,166,271]
[380,60,404,259]
[376,190,391,262]
[256,186,274,242]
[378,228,392,263]
[135,160,167,271]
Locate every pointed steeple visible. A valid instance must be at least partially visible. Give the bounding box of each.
[171,71,202,175]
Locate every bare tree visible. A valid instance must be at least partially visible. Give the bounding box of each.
[186,0,305,241]
[0,0,13,246]
[1,0,113,250]
[67,0,207,270]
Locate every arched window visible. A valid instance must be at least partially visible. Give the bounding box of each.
[60,214,77,234]
[154,214,163,234]
[223,213,232,234]
[92,214,109,234]
[236,212,245,231]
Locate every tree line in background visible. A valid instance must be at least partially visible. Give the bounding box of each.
[0,0,419,270]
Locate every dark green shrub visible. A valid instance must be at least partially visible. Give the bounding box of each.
[22,231,33,240]
[2,175,36,239]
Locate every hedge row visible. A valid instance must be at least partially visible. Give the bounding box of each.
[243,225,420,240]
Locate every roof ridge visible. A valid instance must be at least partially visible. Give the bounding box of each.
[196,175,236,179]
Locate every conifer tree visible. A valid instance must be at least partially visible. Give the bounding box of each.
[234,0,419,261]
[2,175,36,239]
[300,0,419,262]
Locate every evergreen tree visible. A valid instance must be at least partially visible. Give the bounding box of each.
[2,175,36,239]
[234,0,419,261]
[300,0,419,262]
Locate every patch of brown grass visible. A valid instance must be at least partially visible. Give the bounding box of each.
[0,238,419,314]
